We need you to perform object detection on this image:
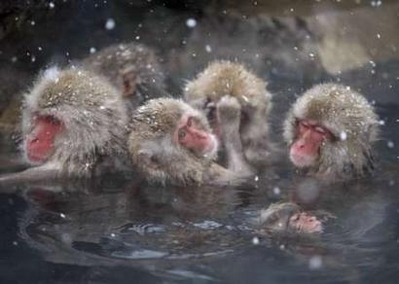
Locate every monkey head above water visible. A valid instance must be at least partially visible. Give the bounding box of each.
[284,83,379,180]
[184,60,273,171]
[17,66,129,180]
[128,98,249,186]
[82,43,166,110]
[259,202,324,235]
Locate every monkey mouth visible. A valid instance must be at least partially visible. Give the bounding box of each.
[289,151,316,168]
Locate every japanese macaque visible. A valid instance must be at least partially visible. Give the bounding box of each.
[259,202,324,235]
[82,43,167,111]
[128,98,252,186]
[0,67,129,184]
[284,83,379,180]
[184,60,273,172]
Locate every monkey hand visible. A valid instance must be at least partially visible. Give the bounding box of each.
[216,95,241,126]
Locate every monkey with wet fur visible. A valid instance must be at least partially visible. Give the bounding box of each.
[83,43,167,111]
[284,83,379,180]
[184,60,273,174]
[258,202,328,235]
[128,98,252,186]
[0,67,129,184]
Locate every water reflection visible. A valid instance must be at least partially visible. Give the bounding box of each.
[6,167,396,282]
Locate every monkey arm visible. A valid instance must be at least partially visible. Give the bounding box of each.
[241,102,272,168]
[217,96,254,175]
[0,163,61,187]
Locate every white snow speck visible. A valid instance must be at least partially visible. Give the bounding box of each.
[309,255,323,270]
[31,21,35,26]
[186,18,197,28]
[105,18,116,30]
[89,47,96,54]
[370,0,382,7]
[252,237,260,245]
[273,187,281,195]
[44,66,61,82]
[340,131,347,141]
[205,44,212,53]
[387,141,395,148]
[38,46,43,51]
[60,213,66,218]
[49,2,55,9]
[254,175,259,182]
[379,120,386,126]
[12,241,18,246]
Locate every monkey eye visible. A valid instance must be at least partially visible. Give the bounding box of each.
[187,117,193,127]
[290,213,300,223]
[315,126,327,135]
[300,121,310,128]
[178,128,186,140]
[44,115,61,125]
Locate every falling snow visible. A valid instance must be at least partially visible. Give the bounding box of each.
[309,255,323,270]
[340,131,348,141]
[370,0,382,7]
[252,237,260,245]
[105,18,116,30]
[186,18,197,28]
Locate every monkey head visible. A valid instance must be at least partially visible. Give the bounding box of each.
[184,60,271,133]
[22,67,129,177]
[259,202,323,235]
[128,98,219,186]
[284,83,379,179]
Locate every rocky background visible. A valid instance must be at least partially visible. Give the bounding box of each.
[0,0,398,159]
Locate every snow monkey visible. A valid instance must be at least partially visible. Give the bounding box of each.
[184,60,273,173]
[0,67,129,184]
[259,202,324,235]
[83,43,167,111]
[284,83,379,180]
[128,98,253,186]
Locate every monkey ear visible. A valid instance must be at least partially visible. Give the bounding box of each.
[121,67,138,97]
[137,150,160,170]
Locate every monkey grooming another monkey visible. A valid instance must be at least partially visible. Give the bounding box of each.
[0,67,129,184]
[128,98,252,186]
[83,43,167,111]
[283,83,379,180]
[184,60,273,172]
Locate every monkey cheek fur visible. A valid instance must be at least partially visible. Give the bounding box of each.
[289,147,316,168]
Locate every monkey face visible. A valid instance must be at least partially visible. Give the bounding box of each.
[174,114,218,159]
[289,119,333,168]
[25,115,63,164]
[288,212,323,234]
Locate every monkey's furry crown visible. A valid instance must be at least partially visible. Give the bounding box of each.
[131,98,209,135]
[284,83,379,142]
[184,60,271,108]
